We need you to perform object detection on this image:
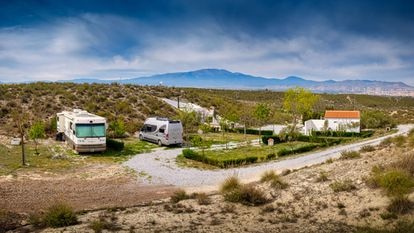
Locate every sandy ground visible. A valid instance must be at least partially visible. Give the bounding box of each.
[34,143,414,233]
[0,164,177,214]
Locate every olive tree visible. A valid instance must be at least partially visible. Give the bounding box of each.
[29,121,46,155]
[283,87,319,133]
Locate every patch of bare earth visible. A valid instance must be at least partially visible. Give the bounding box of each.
[37,144,414,232]
[0,164,177,214]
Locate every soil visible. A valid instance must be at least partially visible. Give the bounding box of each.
[33,143,414,232]
[0,164,177,214]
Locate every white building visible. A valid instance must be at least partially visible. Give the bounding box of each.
[304,110,360,136]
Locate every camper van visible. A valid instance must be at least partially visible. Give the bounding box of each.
[56,109,107,152]
[139,117,183,146]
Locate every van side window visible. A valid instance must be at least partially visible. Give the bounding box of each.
[150,125,157,132]
[145,125,152,132]
[159,125,166,133]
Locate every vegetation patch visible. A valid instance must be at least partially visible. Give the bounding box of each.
[360,145,376,153]
[183,142,319,168]
[260,170,288,189]
[330,179,357,192]
[340,151,361,160]
[386,195,413,214]
[42,203,78,228]
[170,189,190,203]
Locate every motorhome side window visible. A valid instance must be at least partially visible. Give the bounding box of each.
[159,125,166,133]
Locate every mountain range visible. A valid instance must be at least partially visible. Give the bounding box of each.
[66,69,413,95]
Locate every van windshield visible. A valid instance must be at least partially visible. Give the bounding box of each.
[76,123,105,138]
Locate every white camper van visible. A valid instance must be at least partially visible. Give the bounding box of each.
[139,117,183,146]
[56,109,107,152]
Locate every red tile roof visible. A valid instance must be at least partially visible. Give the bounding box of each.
[324,110,360,119]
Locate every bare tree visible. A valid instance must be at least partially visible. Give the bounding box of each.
[11,109,29,166]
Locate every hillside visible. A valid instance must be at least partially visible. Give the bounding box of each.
[1,83,414,136]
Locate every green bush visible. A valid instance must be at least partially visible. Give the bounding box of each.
[170,189,189,203]
[330,179,357,192]
[361,111,396,129]
[312,130,374,138]
[376,170,414,197]
[220,176,241,193]
[360,145,376,152]
[43,203,78,228]
[340,151,361,160]
[106,138,124,151]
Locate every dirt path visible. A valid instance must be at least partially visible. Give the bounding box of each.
[124,125,413,188]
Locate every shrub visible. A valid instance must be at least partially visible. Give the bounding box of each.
[170,189,189,203]
[330,179,357,192]
[237,185,269,206]
[387,195,413,214]
[360,145,376,153]
[361,110,396,129]
[220,176,241,193]
[43,203,78,228]
[316,171,329,182]
[392,135,406,147]
[260,171,288,189]
[195,193,211,205]
[106,138,124,151]
[379,137,393,147]
[340,151,361,160]
[390,153,414,176]
[376,170,414,197]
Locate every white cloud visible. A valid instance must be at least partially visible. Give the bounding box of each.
[0,14,413,85]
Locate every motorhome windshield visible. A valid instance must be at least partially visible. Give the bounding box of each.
[75,123,105,138]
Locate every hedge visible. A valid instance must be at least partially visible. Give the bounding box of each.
[277,144,319,157]
[311,130,374,138]
[237,128,273,136]
[106,138,125,151]
[183,148,258,168]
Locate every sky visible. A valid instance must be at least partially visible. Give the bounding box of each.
[0,0,414,84]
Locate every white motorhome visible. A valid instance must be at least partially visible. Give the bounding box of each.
[139,117,183,146]
[56,109,107,152]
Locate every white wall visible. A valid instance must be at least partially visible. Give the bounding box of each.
[304,118,360,135]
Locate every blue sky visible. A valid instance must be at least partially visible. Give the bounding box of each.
[0,0,414,84]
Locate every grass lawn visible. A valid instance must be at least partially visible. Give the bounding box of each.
[183,141,320,168]
[191,132,259,145]
[0,138,157,176]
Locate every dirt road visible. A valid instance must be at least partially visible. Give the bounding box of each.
[125,125,413,188]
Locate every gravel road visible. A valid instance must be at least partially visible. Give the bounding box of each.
[124,125,413,188]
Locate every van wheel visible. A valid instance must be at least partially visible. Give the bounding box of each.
[158,140,162,146]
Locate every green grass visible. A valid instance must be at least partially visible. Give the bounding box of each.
[187,141,319,168]
[0,138,156,175]
[0,143,82,176]
[85,138,157,163]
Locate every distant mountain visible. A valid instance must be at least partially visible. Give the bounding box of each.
[64,69,414,96]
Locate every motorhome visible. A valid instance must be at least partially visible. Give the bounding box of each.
[139,117,183,146]
[56,109,107,152]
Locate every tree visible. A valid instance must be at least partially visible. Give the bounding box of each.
[29,121,45,155]
[283,87,319,132]
[239,105,255,142]
[11,109,29,166]
[109,118,126,138]
[254,103,271,143]
[177,110,200,143]
[220,106,240,149]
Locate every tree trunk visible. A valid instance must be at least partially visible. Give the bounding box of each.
[21,134,25,166]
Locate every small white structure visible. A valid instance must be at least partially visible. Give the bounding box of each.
[139,117,183,146]
[304,110,360,136]
[162,98,220,130]
[56,109,107,152]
